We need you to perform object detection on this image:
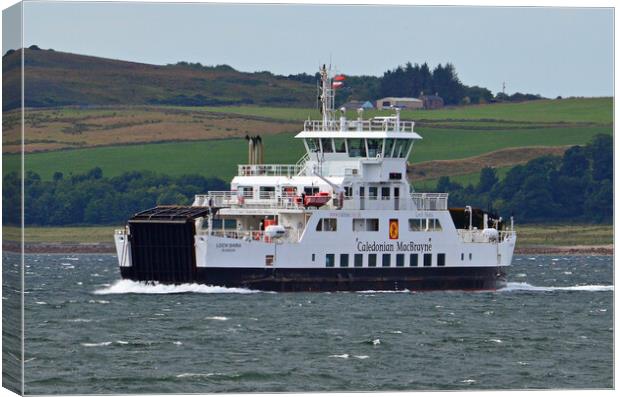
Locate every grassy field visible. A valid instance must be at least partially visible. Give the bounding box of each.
[3,106,299,153]
[196,97,613,124]
[2,97,612,184]
[516,224,613,247]
[4,226,119,244]
[4,223,612,247]
[4,124,610,182]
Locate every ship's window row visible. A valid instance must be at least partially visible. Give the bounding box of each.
[324,253,446,267]
[304,138,413,159]
[409,218,442,231]
[352,218,379,232]
[316,218,337,232]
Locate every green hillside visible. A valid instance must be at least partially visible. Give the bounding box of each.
[2,48,315,110]
[3,97,612,184]
[5,124,611,183]
[192,97,613,124]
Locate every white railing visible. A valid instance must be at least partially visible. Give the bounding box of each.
[458,229,516,244]
[295,152,310,176]
[195,191,448,211]
[199,228,300,243]
[238,164,303,177]
[499,230,516,242]
[303,118,416,133]
[457,229,489,243]
[411,193,449,211]
[194,191,311,210]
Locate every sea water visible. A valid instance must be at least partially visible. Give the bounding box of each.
[3,253,613,393]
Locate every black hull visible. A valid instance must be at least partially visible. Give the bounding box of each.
[120,266,507,292]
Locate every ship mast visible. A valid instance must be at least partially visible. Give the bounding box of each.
[319,64,335,128]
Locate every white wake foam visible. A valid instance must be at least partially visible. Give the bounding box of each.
[501,282,613,292]
[93,279,260,295]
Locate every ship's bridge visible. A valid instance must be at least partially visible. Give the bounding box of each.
[293,111,421,180]
[295,114,422,160]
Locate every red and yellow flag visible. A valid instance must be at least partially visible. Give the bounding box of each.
[389,219,399,240]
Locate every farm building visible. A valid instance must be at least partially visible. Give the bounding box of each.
[341,100,375,110]
[421,94,444,109]
[375,97,423,110]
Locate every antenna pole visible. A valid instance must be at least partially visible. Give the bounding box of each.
[319,64,335,127]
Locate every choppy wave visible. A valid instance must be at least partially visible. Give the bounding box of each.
[81,342,112,347]
[501,282,613,292]
[205,316,229,321]
[93,279,261,295]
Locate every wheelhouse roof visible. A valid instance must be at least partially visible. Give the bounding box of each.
[294,131,422,139]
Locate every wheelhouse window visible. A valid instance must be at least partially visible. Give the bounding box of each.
[316,218,337,232]
[367,139,383,157]
[383,139,396,157]
[347,138,367,157]
[305,138,320,153]
[334,138,347,153]
[394,139,409,158]
[320,138,334,153]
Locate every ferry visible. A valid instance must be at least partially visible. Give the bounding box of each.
[114,65,516,291]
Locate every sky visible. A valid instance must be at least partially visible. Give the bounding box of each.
[7,1,615,97]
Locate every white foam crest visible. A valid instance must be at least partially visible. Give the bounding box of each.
[176,372,224,378]
[329,354,349,359]
[93,279,261,295]
[501,282,613,292]
[356,289,411,294]
[205,316,229,321]
[81,342,112,347]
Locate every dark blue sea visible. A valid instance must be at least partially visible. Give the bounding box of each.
[3,253,614,394]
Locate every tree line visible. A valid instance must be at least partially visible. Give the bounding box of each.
[175,60,542,107]
[287,62,544,107]
[2,170,227,226]
[433,134,612,223]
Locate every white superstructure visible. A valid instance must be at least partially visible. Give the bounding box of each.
[115,64,516,291]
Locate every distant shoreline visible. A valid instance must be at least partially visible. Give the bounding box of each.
[3,242,613,256]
